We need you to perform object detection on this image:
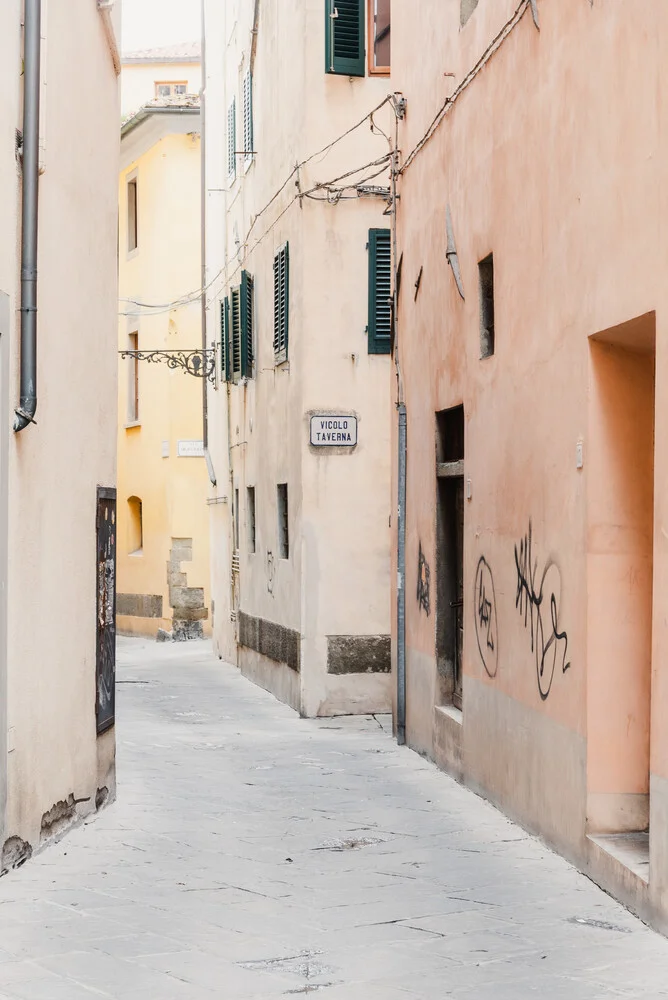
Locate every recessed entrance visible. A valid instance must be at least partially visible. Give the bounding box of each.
[587,311,655,881]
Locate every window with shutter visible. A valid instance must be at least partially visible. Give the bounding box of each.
[368,229,392,355]
[243,71,253,164]
[227,99,236,180]
[221,298,231,382]
[273,243,289,363]
[325,0,365,77]
[241,270,254,378]
[231,286,242,380]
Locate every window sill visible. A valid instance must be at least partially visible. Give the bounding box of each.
[129,549,143,558]
[435,704,463,727]
[125,421,141,430]
[126,247,139,261]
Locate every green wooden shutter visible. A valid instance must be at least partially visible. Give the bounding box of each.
[273,243,289,362]
[368,229,392,355]
[325,0,365,77]
[231,286,242,379]
[241,270,254,378]
[243,72,253,161]
[227,99,236,180]
[222,297,231,382]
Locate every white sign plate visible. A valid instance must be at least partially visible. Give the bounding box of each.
[177,439,204,458]
[310,415,357,447]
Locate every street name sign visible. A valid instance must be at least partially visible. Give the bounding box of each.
[310,415,357,447]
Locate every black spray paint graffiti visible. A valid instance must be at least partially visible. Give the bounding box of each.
[417,542,431,616]
[514,521,571,700]
[474,557,498,679]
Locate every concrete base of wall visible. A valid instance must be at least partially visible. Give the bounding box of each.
[312,672,392,718]
[239,647,301,715]
[117,615,172,638]
[403,651,668,936]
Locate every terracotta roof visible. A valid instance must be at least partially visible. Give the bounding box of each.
[121,95,201,136]
[122,42,201,64]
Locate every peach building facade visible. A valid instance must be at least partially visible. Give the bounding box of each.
[0,0,120,864]
[203,0,395,716]
[392,0,668,931]
[117,99,211,641]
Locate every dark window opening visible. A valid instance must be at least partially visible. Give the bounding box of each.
[436,403,464,463]
[127,177,137,252]
[128,331,139,422]
[234,488,240,551]
[277,483,289,559]
[247,487,256,553]
[436,405,465,710]
[479,253,495,359]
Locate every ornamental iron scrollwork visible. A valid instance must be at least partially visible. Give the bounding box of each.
[119,349,217,385]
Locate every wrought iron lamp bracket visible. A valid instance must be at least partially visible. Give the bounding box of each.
[119,348,217,385]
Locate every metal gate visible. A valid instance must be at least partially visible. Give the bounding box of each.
[96,486,116,734]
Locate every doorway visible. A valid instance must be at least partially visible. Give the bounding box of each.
[436,405,465,709]
[587,312,655,881]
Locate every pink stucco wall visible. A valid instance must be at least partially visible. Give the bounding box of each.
[393,0,668,929]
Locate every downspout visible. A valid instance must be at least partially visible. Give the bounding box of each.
[14,0,42,433]
[397,403,407,745]
[392,100,407,745]
[201,0,216,486]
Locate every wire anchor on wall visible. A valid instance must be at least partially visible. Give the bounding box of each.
[118,349,217,384]
[445,205,465,300]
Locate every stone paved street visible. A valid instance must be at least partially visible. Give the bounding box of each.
[0,638,666,998]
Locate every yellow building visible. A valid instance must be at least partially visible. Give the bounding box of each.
[117,97,211,640]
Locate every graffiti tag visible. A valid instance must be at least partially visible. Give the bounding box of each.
[514,521,570,700]
[474,557,498,678]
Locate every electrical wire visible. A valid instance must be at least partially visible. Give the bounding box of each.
[400,0,531,175]
[120,95,396,317]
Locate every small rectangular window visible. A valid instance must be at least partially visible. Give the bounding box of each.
[154,81,188,98]
[243,71,253,163]
[479,254,495,359]
[325,0,365,77]
[368,229,392,355]
[128,331,139,422]
[247,487,256,553]
[273,244,289,363]
[234,488,240,551]
[227,99,236,181]
[127,177,137,252]
[277,484,289,559]
[369,0,391,74]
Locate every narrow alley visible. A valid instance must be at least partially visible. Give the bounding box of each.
[0,639,665,999]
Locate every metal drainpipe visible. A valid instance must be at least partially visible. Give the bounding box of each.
[14,0,41,433]
[200,0,216,485]
[397,403,407,745]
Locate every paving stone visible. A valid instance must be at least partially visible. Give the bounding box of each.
[0,636,665,998]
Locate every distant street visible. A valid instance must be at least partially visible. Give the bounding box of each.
[0,637,665,999]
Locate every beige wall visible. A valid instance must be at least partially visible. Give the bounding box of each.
[0,0,119,855]
[117,121,211,640]
[205,0,394,714]
[393,0,668,932]
[121,61,201,117]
